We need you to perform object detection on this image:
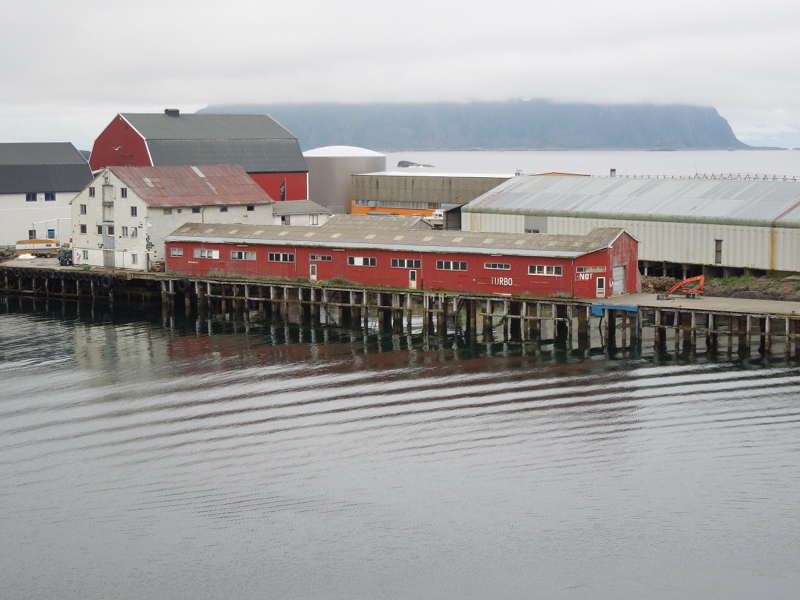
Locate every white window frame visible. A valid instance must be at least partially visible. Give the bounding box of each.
[436,260,468,271]
[529,265,563,276]
[347,256,376,267]
[268,252,295,263]
[310,255,332,262]
[170,247,183,257]
[484,262,511,270]
[231,251,257,260]
[193,248,220,259]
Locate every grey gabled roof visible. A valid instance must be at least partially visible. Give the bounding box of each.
[166,217,625,258]
[464,174,800,229]
[0,142,93,194]
[272,199,333,216]
[121,113,308,173]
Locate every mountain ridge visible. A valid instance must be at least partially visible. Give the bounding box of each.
[199,100,748,152]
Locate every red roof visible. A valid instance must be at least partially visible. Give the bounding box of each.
[110,164,274,207]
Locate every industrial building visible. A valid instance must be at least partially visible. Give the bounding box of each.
[0,142,92,245]
[164,215,639,298]
[71,164,274,271]
[89,110,308,202]
[304,146,386,214]
[462,174,800,277]
[351,172,513,219]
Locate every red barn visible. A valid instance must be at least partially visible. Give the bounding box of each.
[89,110,308,202]
[164,215,639,299]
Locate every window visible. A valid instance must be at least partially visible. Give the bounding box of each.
[80,204,87,215]
[484,262,511,270]
[47,229,55,239]
[435,260,468,271]
[82,250,88,259]
[528,265,563,276]
[121,226,128,237]
[107,226,114,236]
[231,251,257,260]
[310,255,332,262]
[163,208,172,215]
[130,206,137,217]
[576,266,606,273]
[192,207,201,214]
[80,224,87,234]
[45,192,56,201]
[89,187,95,198]
[524,229,540,234]
[28,230,36,239]
[170,247,183,257]
[268,252,295,263]
[97,225,103,235]
[347,256,376,267]
[715,240,722,264]
[121,188,127,198]
[130,228,137,238]
[26,193,37,202]
[246,205,255,212]
[193,249,220,259]
[391,258,422,269]
[281,215,289,224]
[310,214,319,226]
[131,254,137,264]
[220,206,228,212]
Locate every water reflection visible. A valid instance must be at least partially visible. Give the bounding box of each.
[1,295,799,600]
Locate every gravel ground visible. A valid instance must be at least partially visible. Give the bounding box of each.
[642,275,800,302]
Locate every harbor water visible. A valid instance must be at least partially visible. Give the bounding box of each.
[1,295,799,599]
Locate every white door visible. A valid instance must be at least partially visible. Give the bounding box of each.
[612,266,626,296]
[409,269,417,289]
[596,276,606,298]
[310,264,317,282]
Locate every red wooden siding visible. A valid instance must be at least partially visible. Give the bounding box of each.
[166,232,639,299]
[248,172,307,201]
[89,115,152,170]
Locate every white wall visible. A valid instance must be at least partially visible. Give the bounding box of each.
[0,191,76,246]
[271,213,332,226]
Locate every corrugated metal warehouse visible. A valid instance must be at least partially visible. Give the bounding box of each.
[462,175,800,277]
[351,172,513,218]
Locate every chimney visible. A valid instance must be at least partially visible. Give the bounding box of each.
[610,168,616,177]
[165,108,180,117]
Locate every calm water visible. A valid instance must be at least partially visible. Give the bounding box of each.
[1,296,799,599]
[384,149,800,178]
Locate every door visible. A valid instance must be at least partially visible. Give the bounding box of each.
[409,269,417,289]
[310,264,317,282]
[103,250,115,268]
[596,276,606,298]
[612,266,626,296]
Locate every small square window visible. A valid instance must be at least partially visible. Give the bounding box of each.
[97,225,103,235]
[220,206,228,212]
[44,192,56,201]
[80,224,87,234]
[28,230,36,239]
[89,187,95,198]
[163,208,172,215]
[121,188,127,198]
[107,226,114,235]
[171,247,183,257]
[246,205,255,212]
[80,204,87,215]
[192,207,201,214]
[130,206,137,217]
[26,193,37,202]
[47,229,56,239]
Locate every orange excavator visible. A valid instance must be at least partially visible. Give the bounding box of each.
[668,275,705,298]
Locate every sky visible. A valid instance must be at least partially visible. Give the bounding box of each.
[2,0,800,150]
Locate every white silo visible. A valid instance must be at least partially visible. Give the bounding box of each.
[303,146,386,214]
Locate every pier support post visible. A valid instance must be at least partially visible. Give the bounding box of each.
[744,315,752,352]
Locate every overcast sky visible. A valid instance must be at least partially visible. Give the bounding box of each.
[2,0,800,149]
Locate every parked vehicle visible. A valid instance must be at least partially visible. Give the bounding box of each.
[15,239,61,257]
[57,248,73,266]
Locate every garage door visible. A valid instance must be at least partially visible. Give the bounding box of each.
[612,265,626,296]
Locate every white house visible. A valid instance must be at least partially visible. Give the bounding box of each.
[0,142,92,246]
[71,164,274,271]
[272,199,333,226]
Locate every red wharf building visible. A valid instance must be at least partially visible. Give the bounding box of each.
[164,216,639,299]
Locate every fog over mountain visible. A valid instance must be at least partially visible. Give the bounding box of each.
[201,100,748,152]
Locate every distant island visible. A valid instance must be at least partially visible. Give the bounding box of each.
[200,100,749,152]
